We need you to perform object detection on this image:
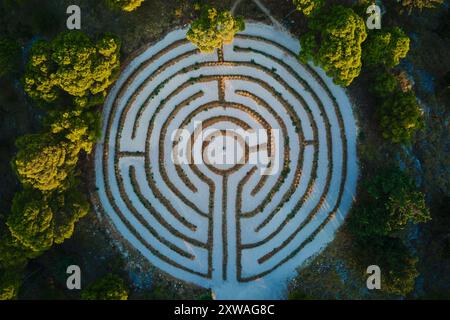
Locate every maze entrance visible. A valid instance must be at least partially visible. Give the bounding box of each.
[94,23,358,299]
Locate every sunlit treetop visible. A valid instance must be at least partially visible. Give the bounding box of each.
[299,5,367,86]
[7,187,89,254]
[293,0,324,16]
[187,6,245,54]
[23,31,120,108]
[107,0,145,12]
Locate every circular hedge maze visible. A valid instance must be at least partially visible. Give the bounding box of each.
[94,24,358,299]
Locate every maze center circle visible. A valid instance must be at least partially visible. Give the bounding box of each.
[95,23,358,299]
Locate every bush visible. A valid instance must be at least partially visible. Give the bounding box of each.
[81,274,129,300]
[187,6,245,53]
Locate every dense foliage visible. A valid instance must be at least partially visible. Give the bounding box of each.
[348,167,430,240]
[293,0,323,16]
[299,5,367,86]
[400,0,444,12]
[363,27,410,68]
[45,108,101,155]
[347,167,430,296]
[0,269,21,300]
[81,274,129,300]
[187,6,245,53]
[0,37,21,78]
[107,0,145,12]
[371,70,399,98]
[12,134,79,191]
[361,237,420,296]
[7,187,89,254]
[378,90,425,144]
[23,31,120,107]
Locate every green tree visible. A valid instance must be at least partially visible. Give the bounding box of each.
[187,6,245,53]
[0,229,31,269]
[363,27,410,68]
[371,70,398,98]
[0,37,21,78]
[7,187,89,254]
[362,237,419,296]
[45,108,101,154]
[0,269,22,300]
[23,31,120,107]
[12,133,79,191]
[107,0,144,12]
[293,0,323,16]
[299,6,367,86]
[348,167,430,240]
[378,90,425,143]
[81,273,129,300]
[400,0,444,13]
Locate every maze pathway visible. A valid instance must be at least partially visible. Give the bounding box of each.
[94,23,358,299]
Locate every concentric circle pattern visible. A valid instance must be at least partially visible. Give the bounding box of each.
[95,24,358,299]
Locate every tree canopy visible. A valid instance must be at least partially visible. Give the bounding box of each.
[363,27,410,68]
[107,0,145,12]
[45,108,101,155]
[7,187,89,254]
[0,37,21,78]
[378,90,425,144]
[23,31,120,107]
[299,5,367,86]
[81,273,129,300]
[348,167,430,240]
[13,133,79,191]
[187,6,245,54]
[400,0,444,13]
[371,70,399,98]
[361,237,419,296]
[293,0,323,16]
